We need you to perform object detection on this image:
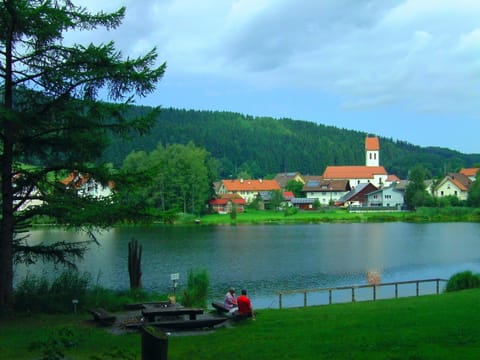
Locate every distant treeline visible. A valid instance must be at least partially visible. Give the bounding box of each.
[102,107,480,179]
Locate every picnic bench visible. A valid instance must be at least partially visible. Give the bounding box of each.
[141,307,204,322]
[124,301,172,310]
[86,308,117,326]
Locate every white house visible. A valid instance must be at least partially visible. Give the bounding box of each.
[434,173,472,201]
[366,183,405,208]
[302,179,351,205]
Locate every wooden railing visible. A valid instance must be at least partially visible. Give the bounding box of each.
[278,278,448,309]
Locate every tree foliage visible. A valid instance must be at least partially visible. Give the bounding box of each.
[102,108,480,180]
[120,142,217,216]
[0,1,165,312]
[404,165,433,209]
[285,180,304,197]
[467,170,480,207]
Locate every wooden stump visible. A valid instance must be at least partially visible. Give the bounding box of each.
[128,238,142,289]
[141,326,168,360]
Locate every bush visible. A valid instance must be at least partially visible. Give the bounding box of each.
[14,270,91,313]
[180,268,210,308]
[48,270,91,313]
[14,274,50,313]
[284,206,298,217]
[445,271,480,292]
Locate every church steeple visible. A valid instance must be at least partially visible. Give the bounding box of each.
[365,136,380,167]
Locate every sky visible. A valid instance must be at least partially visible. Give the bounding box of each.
[67,0,480,154]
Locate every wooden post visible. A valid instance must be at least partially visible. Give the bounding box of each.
[395,283,398,298]
[328,289,332,304]
[141,326,168,360]
[416,281,419,296]
[351,287,355,302]
[128,238,143,290]
[436,279,440,294]
[303,291,307,307]
[373,285,376,301]
[279,293,283,309]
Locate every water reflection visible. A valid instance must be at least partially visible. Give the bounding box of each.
[15,222,480,309]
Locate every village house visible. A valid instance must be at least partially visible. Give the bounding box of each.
[335,182,378,207]
[366,182,406,208]
[60,172,114,198]
[217,178,281,203]
[322,136,389,188]
[434,173,472,201]
[302,179,351,205]
[258,191,294,210]
[273,172,305,189]
[459,168,479,182]
[209,194,246,214]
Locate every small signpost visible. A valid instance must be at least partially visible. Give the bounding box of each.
[170,273,179,295]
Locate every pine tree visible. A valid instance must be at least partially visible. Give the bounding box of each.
[0,0,165,313]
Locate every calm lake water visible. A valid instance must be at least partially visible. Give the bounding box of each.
[15,222,480,309]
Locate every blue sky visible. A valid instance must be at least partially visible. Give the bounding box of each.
[69,0,480,154]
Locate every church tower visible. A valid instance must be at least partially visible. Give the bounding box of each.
[365,136,380,167]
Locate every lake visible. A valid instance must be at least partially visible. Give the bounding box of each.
[15,222,480,309]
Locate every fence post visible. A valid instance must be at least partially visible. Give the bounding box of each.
[373,285,376,301]
[436,279,440,294]
[416,281,419,296]
[279,293,282,309]
[328,289,332,305]
[304,291,307,307]
[351,287,355,302]
[395,283,398,298]
[141,326,168,360]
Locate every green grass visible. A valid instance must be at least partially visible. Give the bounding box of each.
[197,207,480,225]
[2,290,480,359]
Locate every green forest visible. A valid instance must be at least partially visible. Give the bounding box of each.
[103,107,480,180]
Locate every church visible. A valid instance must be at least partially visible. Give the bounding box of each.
[321,136,389,188]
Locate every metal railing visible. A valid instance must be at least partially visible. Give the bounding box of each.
[278,278,448,309]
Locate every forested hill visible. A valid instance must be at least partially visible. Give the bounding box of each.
[103,107,480,179]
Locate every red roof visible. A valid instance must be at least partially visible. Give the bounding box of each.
[459,168,479,177]
[221,179,280,192]
[209,198,246,205]
[209,193,246,205]
[365,136,380,151]
[323,166,387,179]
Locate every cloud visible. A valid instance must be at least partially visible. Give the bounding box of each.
[66,0,480,120]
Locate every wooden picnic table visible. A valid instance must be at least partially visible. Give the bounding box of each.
[141,307,204,322]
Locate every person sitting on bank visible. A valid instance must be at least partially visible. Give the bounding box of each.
[236,289,254,318]
[224,287,238,313]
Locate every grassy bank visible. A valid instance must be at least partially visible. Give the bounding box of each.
[2,289,480,359]
[197,207,480,225]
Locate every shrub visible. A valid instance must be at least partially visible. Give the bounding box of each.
[14,271,91,313]
[14,274,50,313]
[48,270,91,313]
[445,271,480,292]
[180,268,210,308]
[284,206,298,217]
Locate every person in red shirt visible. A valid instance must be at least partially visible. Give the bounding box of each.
[236,289,254,318]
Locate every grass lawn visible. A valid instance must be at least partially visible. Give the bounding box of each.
[2,289,480,359]
[197,207,480,225]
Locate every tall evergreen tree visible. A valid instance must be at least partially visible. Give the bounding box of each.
[0,0,165,313]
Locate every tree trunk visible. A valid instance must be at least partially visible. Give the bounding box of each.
[0,9,16,314]
[128,238,143,289]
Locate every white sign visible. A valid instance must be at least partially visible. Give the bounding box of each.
[170,273,179,281]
